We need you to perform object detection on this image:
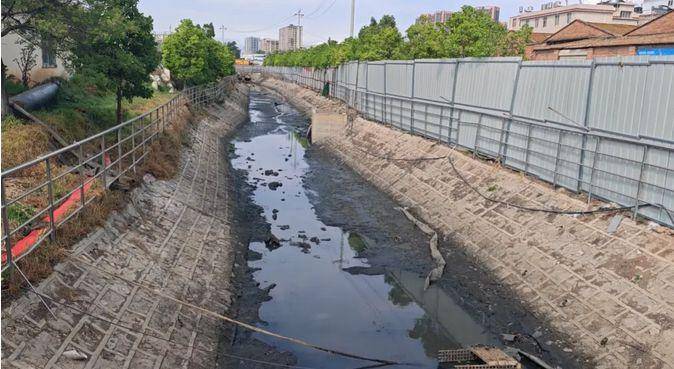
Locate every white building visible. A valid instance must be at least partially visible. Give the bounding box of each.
[279,24,302,51]
[1,33,68,85]
[508,2,639,33]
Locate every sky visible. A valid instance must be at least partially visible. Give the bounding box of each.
[138,0,574,47]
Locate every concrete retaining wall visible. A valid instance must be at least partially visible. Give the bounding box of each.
[260,77,674,369]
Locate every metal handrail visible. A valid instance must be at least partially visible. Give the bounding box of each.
[1,77,233,270]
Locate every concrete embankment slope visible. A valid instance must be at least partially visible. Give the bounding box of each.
[1,81,249,369]
[259,76,674,369]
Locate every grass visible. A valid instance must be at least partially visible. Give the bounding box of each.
[1,77,191,301]
[4,78,28,95]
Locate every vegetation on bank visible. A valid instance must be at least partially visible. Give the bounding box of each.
[162,19,236,87]
[264,7,532,68]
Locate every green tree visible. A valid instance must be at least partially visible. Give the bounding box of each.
[203,22,215,38]
[402,20,449,59]
[443,6,507,58]
[162,19,234,87]
[499,26,533,57]
[226,41,241,59]
[69,0,160,124]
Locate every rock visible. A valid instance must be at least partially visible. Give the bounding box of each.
[265,234,281,250]
[160,68,171,82]
[278,225,290,230]
[309,236,320,244]
[63,349,88,361]
[268,181,282,190]
[501,333,517,342]
[151,80,159,90]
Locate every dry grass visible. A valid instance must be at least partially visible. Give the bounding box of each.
[1,123,51,171]
[1,102,195,301]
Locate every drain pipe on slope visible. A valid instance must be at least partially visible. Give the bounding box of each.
[395,207,446,290]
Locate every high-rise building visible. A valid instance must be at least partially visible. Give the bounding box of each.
[261,38,279,53]
[243,37,260,54]
[476,6,501,22]
[416,10,453,24]
[279,24,303,51]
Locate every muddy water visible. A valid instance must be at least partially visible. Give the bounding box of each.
[230,91,497,368]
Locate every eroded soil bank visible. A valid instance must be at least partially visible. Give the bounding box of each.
[222,85,580,369]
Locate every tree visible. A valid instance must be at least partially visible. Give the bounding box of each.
[402,20,449,59]
[443,6,507,58]
[69,0,160,123]
[203,22,215,38]
[499,26,533,57]
[13,42,37,87]
[227,41,241,59]
[162,19,234,87]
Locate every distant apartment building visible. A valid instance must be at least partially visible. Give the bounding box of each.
[416,6,500,24]
[416,10,453,24]
[508,2,639,33]
[279,24,302,51]
[260,38,279,53]
[244,36,261,54]
[476,6,501,21]
[641,0,673,14]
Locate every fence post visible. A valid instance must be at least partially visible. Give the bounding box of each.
[524,123,533,173]
[500,59,522,162]
[474,113,483,156]
[101,136,107,189]
[79,144,86,207]
[1,177,13,269]
[117,128,123,176]
[587,136,601,203]
[449,60,460,144]
[45,159,56,241]
[578,60,596,192]
[410,60,416,133]
[634,145,648,219]
[553,130,563,187]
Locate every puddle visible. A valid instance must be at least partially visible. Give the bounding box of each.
[229,91,496,368]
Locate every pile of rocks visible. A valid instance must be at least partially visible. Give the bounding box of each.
[150,67,175,92]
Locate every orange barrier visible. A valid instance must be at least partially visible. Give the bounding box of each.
[2,153,110,265]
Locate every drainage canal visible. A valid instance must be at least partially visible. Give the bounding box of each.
[228,90,500,368]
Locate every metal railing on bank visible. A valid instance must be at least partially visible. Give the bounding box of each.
[240,58,674,229]
[0,78,233,271]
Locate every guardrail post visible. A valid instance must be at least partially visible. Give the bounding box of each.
[101,136,107,189]
[500,59,522,162]
[131,121,137,173]
[79,144,86,207]
[524,122,533,173]
[1,177,13,269]
[117,129,123,176]
[634,145,648,219]
[45,159,56,241]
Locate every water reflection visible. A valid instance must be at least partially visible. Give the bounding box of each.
[231,92,496,368]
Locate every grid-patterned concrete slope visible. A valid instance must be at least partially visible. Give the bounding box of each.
[1,88,248,369]
[261,77,674,369]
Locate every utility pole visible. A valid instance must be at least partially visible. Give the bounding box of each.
[293,9,304,49]
[220,25,227,44]
[349,0,355,38]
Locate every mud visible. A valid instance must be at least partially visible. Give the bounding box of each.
[222,85,582,369]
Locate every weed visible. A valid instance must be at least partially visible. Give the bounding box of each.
[7,203,36,228]
[487,184,498,192]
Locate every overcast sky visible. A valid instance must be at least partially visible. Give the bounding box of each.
[138,0,575,47]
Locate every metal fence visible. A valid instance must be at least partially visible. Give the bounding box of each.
[242,56,674,228]
[0,78,234,271]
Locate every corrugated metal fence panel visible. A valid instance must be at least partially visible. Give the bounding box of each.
[366,62,386,93]
[254,55,674,228]
[514,60,591,125]
[588,57,650,137]
[454,58,519,111]
[413,59,457,102]
[639,58,674,142]
[385,61,413,97]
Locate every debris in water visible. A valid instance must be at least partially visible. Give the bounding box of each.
[278,225,290,230]
[310,236,320,244]
[265,234,281,250]
[268,181,283,190]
